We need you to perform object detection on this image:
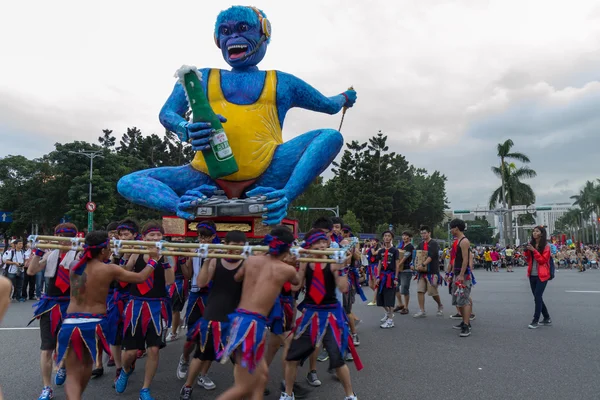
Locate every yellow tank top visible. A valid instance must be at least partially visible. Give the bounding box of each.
[190,69,282,181]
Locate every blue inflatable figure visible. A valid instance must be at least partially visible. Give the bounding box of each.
[117,5,357,225]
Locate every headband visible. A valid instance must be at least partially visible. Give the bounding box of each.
[142,227,162,236]
[198,223,217,235]
[302,232,328,249]
[55,227,77,236]
[264,234,291,256]
[71,239,110,276]
[117,224,137,233]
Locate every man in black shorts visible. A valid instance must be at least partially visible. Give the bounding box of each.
[176,220,218,390]
[178,231,247,400]
[281,229,360,400]
[377,231,401,328]
[27,223,79,400]
[116,221,175,400]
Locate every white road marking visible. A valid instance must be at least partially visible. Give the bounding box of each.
[0,327,39,330]
[565,290,600,293]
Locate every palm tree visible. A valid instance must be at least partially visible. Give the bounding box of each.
[489,162,537,243]
[494,139,532,244]
[570,180,600,243]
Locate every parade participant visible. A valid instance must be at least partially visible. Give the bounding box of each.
[339,238,363,354]
[27,223,79,400]
[377,231,400,329]
[115,221,175,400]
[56,230,158,400]
[176,220,219,389]
[92,221,121,377]
[526,226,552,329]
[215,226,300,400]
[281,229,360,400]
[106,219,140,383]
[330,217,344,244]
[395,231,414,315]
[178,230,247,400]
[166,252,191,342]
[448,219,474,337]
[414,226,444,318]
[263,248,309,397]
[365,238,380,306]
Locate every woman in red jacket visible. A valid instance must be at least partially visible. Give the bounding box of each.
[525,226,552,329]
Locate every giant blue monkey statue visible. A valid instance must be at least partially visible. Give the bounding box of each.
[117,5,357,225]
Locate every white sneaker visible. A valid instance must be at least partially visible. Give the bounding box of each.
[352,333,360,346]
[166,332,178,342]
[380,313,388,322]
[413,311,426,318]
[176,354,189,380]
[197,375,216,390]
[437,306,444,317]
[279,392,295,400]
[380,318,394,329]
[344,394,358,400]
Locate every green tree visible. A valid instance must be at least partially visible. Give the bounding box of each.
[494,139,532,244]
[330,131,447,232]
[465,216,494,245]
[342,210,362,234]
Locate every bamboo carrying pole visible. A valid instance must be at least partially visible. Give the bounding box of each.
[29,236,341,255]
[32,242,348,264]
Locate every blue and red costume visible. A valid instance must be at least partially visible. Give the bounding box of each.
[294,302,362,371]
[56,313,111,366]
[219,309,269,373]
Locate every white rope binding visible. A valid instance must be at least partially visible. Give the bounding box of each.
[198,243,209,259]
[112,239,122,256]
[241,243,253,259]
[334,250,346,264]
[290,248,300,259]
[28,235,39,249]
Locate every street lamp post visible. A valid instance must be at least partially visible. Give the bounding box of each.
[69,150,103,232]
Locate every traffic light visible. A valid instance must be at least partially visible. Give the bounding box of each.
[293,206,309,211]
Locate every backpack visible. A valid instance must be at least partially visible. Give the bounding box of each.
[548,255,555,280]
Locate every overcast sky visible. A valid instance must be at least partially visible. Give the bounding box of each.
[2,0,600,210]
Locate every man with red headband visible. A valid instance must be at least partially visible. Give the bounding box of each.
[27,223,79,400]
[176,220,220,390]
[56,230,157,399]
[115,221,175,400]
[281,229,360,400]
[106,218,140,385]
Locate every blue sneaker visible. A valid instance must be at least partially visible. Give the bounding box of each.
[38,386,54,400]
[139,388,156,400]
[54,368,66,386]
[115,368,131,394]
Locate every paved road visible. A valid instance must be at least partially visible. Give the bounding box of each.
[1,268,600,400]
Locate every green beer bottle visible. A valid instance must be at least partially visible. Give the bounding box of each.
[176,65,239,179]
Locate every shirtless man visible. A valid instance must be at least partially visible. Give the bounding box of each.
[54,231,157,400]
[216,226,300,400]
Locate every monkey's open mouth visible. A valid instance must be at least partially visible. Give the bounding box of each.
[227,44,249,60]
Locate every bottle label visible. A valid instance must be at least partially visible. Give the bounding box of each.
[211,129,233,161]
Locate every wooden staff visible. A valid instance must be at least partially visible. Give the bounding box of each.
[338,85,354,132]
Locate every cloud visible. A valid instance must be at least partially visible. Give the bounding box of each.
[1,0,600,211]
